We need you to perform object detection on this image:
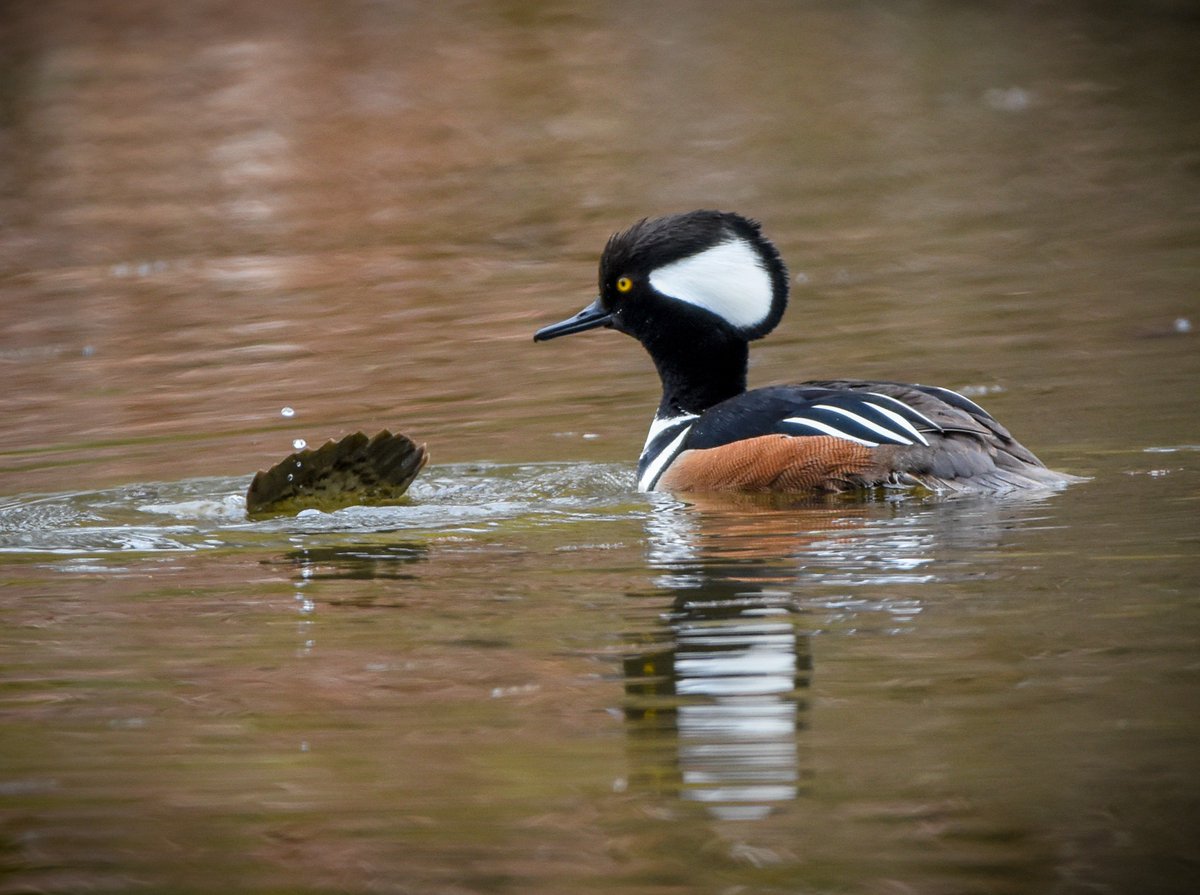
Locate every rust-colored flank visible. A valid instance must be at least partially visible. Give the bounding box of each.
[657,434,879,493]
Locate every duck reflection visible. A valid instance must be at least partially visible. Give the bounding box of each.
[623,597,811,821]
[275,542,428,582]
[624,495,831,821]
[623,492,1047,820]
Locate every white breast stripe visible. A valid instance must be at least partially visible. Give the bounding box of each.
[865,391,942,432]
[638,427,693,491]
[812,404,917,445]
[782,417,879,447]
[648,237,773,330]
[867,403,931,446]
[642,412,698,452]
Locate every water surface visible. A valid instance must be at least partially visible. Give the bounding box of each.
[1,2,1197,893]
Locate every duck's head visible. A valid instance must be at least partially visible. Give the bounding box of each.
[534,210,790,348]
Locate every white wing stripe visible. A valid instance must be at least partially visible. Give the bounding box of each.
[781,417,879,447]
[918,385,991,419]
[864,391,941,431]
[811,404,917,445]
[865,404,931,446]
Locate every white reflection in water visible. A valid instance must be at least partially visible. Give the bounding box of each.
[624,618,806,820]
[675,613,803,820]
[627,499,822,819]
[643,493,702,585]
[630,496,1017,820]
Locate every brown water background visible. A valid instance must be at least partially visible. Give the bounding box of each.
[1,2,1198,893]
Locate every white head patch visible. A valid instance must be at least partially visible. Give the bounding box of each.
[648,236,774,331]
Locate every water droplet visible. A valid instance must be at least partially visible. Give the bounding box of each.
[281,406,295,418]
[1174,317,1192,333]
[984,86,1031,112]
[292,438,307,450]
[286,473,294,482]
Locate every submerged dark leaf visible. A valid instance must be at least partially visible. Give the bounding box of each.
[245,430,428,516]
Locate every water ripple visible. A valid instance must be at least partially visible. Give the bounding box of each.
[0,462,638,555]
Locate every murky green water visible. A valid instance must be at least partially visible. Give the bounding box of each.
[2,2,1198,893]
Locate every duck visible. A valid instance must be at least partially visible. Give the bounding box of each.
[534,209,1079,495]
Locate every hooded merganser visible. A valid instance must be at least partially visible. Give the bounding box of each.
[534,210,1079,495]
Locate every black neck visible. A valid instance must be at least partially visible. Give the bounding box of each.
[646,333,748,417]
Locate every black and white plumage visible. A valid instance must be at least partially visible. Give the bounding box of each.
[534,210,1079,495]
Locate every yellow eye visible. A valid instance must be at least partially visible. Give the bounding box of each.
[616,276,633,293]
